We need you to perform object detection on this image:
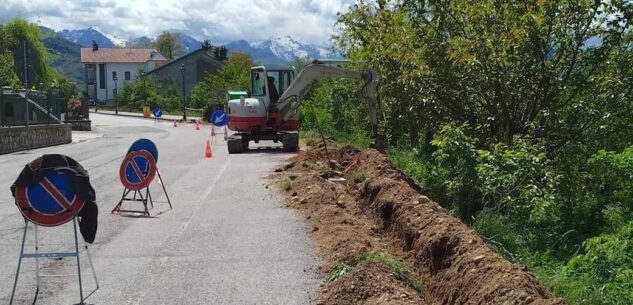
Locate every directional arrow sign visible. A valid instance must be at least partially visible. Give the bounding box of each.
[152,108,163,118]
[210,110,228,127]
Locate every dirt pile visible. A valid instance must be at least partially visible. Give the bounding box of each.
[318,261,422,305]
[277,149,425,304]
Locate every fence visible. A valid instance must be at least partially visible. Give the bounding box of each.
[0,86,76,127]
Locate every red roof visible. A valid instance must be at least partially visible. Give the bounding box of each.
[81,48,167,63]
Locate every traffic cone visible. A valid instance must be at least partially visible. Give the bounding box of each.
[195,121,200,130]
[173,120,178,127]
[204,140,213,158]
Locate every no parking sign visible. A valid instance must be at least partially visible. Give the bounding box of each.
[14,169,85,226]
[112,138,172,216]
[119,150,157,191]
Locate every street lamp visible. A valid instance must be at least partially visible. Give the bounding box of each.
[180,64,187,121]
[113,74,118,115]
[141,71,147,107]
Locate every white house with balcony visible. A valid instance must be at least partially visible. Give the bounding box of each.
[80,42,169,103]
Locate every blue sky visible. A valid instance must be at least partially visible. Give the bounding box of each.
[0,0,355,44]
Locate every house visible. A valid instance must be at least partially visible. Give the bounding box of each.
[147,48,224,99]
[81,42,169,103]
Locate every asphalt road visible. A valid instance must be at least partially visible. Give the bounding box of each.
[0,113,320,305]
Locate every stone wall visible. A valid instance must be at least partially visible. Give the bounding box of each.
[0,124,72,154]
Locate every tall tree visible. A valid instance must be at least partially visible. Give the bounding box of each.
[0,18,54,87]
[153,31,184,59]
[213,46,228,61]
[189,52,253,108]
[201,39,213,51]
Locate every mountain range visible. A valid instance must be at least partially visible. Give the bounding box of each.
[44,27,340,83]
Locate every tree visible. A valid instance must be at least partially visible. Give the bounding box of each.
[213,46,228,61]
[201,39,213,51]
[153,31,184,59]
[0,18,55,87]
[189,52,253,109]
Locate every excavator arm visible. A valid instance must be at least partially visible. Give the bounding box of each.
[274,60,381,137]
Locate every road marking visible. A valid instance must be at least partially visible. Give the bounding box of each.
[131,155,232,305]
[174,156,231,238]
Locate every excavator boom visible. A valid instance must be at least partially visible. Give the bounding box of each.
[275,60,380,136]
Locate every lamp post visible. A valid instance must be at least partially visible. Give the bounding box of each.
[113,74,118,115]
[141,71,147,107]
[180,64,187,121]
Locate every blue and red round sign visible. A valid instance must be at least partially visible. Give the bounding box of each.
[119,150,157,191]
[15,170,85,226]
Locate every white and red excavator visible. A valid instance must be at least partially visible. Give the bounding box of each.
[226,59,380,153]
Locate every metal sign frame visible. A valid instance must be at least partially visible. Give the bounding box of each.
[9,218,99,305]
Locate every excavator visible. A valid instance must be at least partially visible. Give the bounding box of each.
[226,59,380,153]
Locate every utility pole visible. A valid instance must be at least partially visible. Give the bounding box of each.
[113,74,118,115]
[23,40,30,151]
[180,64,187,121]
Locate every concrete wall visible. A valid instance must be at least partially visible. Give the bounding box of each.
[0,124,71,154]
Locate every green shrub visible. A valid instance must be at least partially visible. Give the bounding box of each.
[280,177,292,191]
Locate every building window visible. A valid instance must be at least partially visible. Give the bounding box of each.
[125,72,131,80]
[112,71,117,80]
[99,64,106,89]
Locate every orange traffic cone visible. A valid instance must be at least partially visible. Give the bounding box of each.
[195,121,200,130]
[204,140,213,158]
[173,120,178,127]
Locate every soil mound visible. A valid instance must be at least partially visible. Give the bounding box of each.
[318,261,422,305]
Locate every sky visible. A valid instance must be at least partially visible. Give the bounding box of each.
[0,0,356,45]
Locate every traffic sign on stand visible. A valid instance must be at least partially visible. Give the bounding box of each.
[152,108,163,118]
[210,110,229,127]
[112,139,172,217]
[10,155,99,305]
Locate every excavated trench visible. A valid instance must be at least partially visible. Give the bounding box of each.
[276,145,566,305]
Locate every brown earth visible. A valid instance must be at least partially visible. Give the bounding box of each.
[275,145,566,305]
[319,261,422,305]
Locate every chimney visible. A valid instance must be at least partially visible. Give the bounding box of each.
[92,40,99,51]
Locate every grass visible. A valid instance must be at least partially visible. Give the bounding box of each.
[358,252,425,297]
[386,147,428,186]
[350,170,370,183]
[280,177,292,191]
[325,262,354,283]
[325,251,425,298]
[303,161,320,171]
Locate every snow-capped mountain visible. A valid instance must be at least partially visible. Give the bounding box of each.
[54,27,340,65]
[58,26,126,48]
[249,35,339,63]
[224,36,340,65]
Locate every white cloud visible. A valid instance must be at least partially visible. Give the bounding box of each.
[0,0,355,45]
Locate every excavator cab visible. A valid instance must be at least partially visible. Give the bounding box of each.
[250,66,294,106]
